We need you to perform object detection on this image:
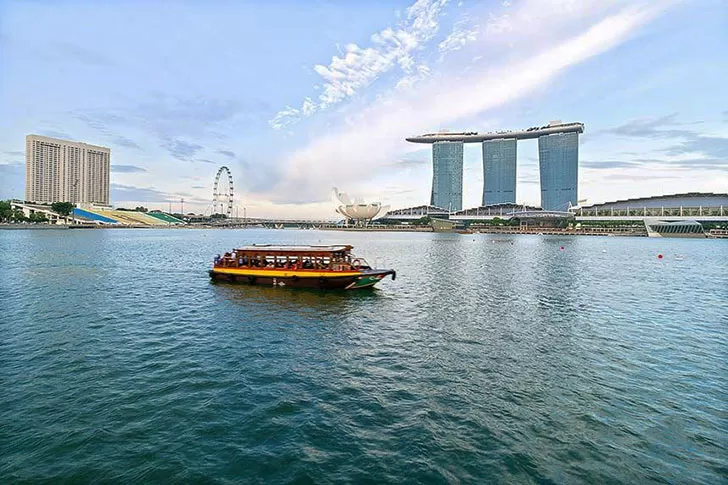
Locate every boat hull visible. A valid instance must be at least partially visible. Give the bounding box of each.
[209,268,395,290]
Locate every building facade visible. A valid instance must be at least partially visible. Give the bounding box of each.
[25,134,110,205]
[538,132,578,211]
[574,193,728,217]
[407,122,584,212]
[482,138,517,206]
[431,141,463,212]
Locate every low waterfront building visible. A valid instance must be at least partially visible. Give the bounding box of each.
[379,205,450,222]
[573,193,728,237]
[644,219,707,238]
[573,193,728,219]
[451,203,540,220]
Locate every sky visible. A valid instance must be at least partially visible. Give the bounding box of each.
[0,0,726,218]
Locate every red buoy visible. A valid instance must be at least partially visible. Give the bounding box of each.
[658,254,663,259]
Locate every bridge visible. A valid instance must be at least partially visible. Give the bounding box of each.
[10,201,84,224]
[201,217,338,229]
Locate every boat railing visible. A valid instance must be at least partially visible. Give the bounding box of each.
[215,252,365,271]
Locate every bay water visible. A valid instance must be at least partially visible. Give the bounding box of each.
[1,229,726,483]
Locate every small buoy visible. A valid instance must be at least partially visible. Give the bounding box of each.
[602,249,606,253]
[559,246,565,251]
[657,254,663,259]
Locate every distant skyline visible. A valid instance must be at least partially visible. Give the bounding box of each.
[1,0,726,218]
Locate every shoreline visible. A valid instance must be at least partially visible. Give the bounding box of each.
[2,223,726,238]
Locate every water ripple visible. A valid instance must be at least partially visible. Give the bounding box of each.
[1,229,726,483]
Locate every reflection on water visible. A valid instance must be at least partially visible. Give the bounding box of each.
[212,280,384,314]
[0,228,726,484]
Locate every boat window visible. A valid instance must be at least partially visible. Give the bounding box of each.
[222,252,350,269]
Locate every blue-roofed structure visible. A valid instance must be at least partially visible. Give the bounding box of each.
[72,207,119,224]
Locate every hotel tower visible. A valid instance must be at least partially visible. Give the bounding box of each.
[407,121,584,212]
[25,134,111,205]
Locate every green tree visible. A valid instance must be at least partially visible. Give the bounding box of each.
[51,202,75,216]
[11,208,27,222]
[29,212,48,223]
[0,200,12,222]
[135,206,148,213]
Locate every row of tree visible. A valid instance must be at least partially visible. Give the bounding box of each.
[0,201,48,223]
[116,206,149,213]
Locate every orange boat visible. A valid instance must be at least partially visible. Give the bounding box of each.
[209,244,396,290]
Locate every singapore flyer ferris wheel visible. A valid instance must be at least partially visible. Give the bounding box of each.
[212,166,234,217]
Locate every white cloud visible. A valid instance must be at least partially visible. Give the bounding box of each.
[268,106,300,130]
[268,2,669,205]
[439,20,479,53]
[485,12,513,35]
[301,97,316,117]
[269,0,449,129]
[395,63,432,90]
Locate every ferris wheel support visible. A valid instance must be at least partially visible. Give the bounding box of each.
[212,166,234,218]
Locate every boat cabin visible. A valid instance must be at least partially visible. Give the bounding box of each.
[213,244,371,271]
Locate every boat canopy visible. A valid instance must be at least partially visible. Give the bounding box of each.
[234,244,353,254]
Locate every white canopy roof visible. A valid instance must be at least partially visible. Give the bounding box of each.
[234,244,353,253]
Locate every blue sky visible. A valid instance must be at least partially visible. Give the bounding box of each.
[0,0,726,217]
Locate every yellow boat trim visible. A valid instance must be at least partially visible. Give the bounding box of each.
[211,267,361,278]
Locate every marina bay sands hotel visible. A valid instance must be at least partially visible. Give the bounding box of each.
[406,121,584,212]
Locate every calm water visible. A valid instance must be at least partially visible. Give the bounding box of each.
[1,229,726,484]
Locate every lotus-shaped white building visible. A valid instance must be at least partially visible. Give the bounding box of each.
[332,188,389,226]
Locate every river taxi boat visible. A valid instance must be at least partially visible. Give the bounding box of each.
[209,244,396,290]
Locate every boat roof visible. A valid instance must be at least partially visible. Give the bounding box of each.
[234,244,353,253]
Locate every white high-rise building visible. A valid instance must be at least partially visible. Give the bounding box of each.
[25,134,111,205]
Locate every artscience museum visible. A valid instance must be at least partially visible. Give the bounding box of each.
[332,188,390,226]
